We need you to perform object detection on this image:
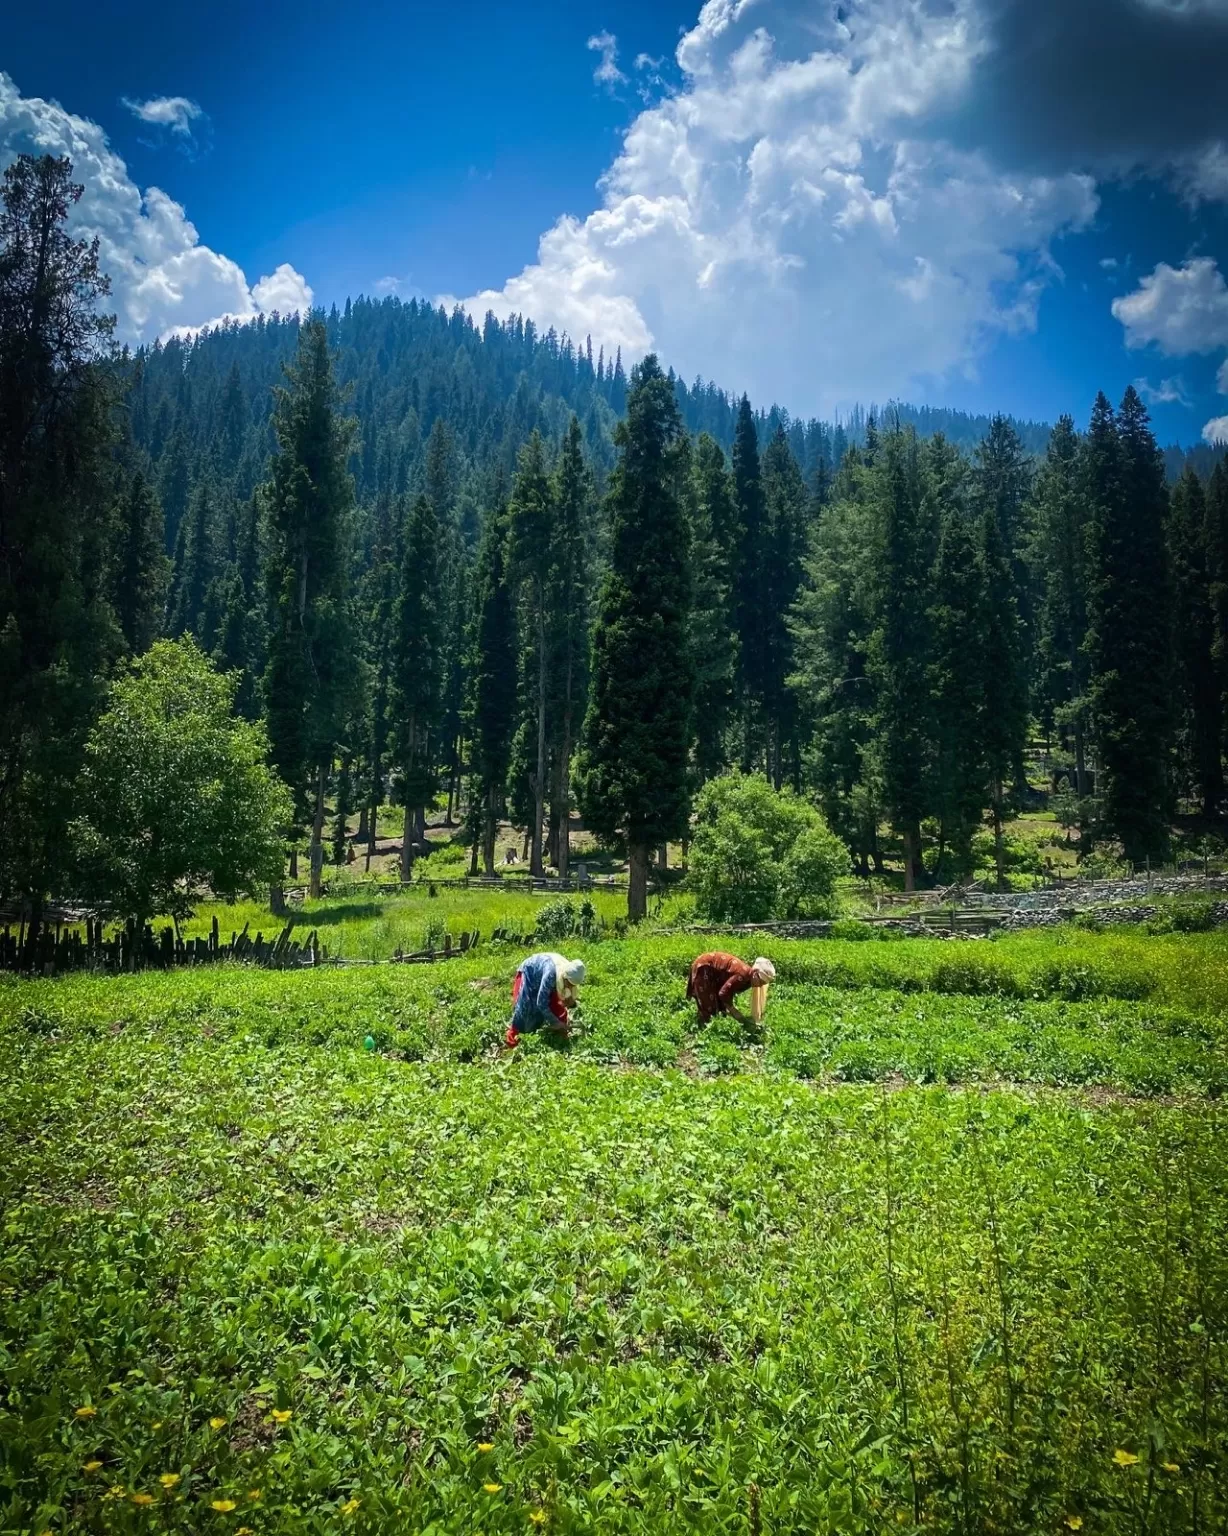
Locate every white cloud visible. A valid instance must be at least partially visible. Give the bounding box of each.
[454,0,1095,414]
[587,31,627,89]
[1100,256,1118,270]
[122,94,203,137]
[1112,258,1228,353]
[0,73,311,344]
[1203,415,1228,444]
[1135,375,1190,406]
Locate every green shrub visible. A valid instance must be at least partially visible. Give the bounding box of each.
[689,773,849,923]
[534,897,601,943]
[828,918,877,941]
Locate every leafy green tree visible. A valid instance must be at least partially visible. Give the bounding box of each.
[392,492,441,878]
[468,490,518,874]
[688,772,849,923]
[72,638,292,928]
[112,469,169,655]
[1085,388,1173,864]
[1168,467,1222,814]
[578,354,693,919]
[0,153,120,927]
[262,319,357,900]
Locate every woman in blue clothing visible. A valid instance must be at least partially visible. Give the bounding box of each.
[505,952,586,1047]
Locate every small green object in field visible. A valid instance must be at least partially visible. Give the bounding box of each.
[363,1034,376,1052]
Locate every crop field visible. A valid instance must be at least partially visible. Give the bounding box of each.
[3,928,1228,1534]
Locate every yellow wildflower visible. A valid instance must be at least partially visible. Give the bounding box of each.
[74,1406,98,1420]
[477,1442,494,1452]
[247,1489,262,1500]
[1113,1449,1140,1467]
[270,1409,292,1425]
[108,1484,126,1497]
[1065,1519,1083,1532]
[132,1492,156,1506]
[237,1529,254,1535]
[483,1482,503,1494]
[211,1499,238,1512]
[209,1417,227,1431]
[340,1498,361,1515]
[529,1512,548,1526]
[160,1473,181,1489]
[83,1460,104,1472]
[1162,1462,1180,1473]
[151,1422,163,1430]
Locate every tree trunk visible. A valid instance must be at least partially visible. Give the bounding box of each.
[289,848,298,878]
[680,836,689,873]
[531,604,547,877]
[1074,713,1088,799]
[483,784,498,877]
[992,792,1006,892]
[628,842,649,922]
[309,759,326,899]
[558,664,573,879]
[270,882,286,917]
[400,713,416,882]
[657,844,668,869]
[357,805,369,842]
[365,799,378,872]
[902,825,918,894]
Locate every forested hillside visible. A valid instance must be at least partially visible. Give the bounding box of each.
[5,150,1228,927]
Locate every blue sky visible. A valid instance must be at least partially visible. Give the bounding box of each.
[4,0,1228,445]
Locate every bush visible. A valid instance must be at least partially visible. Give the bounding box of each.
[1148,899,1219,936]
[534,897,601,943]
[828,918,878,942]
[688,774,850,923]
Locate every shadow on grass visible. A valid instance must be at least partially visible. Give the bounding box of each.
[292,901,384,928]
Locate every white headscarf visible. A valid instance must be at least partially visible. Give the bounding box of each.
[751,957,776,981]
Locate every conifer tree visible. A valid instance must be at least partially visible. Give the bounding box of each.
[508,430,555,875]
[1168,467,1222,814]
[688,433,739,787]
[578,355,693,920]
[732,395,766,767]
[547,415,591,875]
[925,437,984,876]
[871,428,933,891]
[469,490,517,874]
[1206,461,1228,774]
[392,492,441,878]
[1031,417,1090,792]
[1085,388,1173,864]
[262,319,357,902]
[761,425,808,787]
[113,470,169,655]
[979,493,1028,887]
[168,480,214,638]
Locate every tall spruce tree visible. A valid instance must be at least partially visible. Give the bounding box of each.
[508,430,555,875]
[979,493,1028,887]
[688,433,739,787]
[262,318,357,901]
[113,470,169,656]
[925,437,985,877]
[761,424,808,788]
[392,492,441,879]
[1031,416,1091,794]
[1085,388,1173,864]
[0,153,120,923]
[578,355,693,920]
[871,428,933,891]
[1168,467,1222,814]
[1205,460,1228,784]
[469,490,518,874]
[731,395,767,768]
[546,415,591,876]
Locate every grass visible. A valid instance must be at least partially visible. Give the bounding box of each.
[3,929,1228,1532]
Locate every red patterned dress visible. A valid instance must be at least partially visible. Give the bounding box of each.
[686,952,756,1023]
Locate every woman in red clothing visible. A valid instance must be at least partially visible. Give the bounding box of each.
[686,953,776,1025]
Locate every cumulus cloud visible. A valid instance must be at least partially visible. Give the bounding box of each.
[453,0,1096,413]
[0,73,311,344]
[587,31,627,89]
[123,94,203,136]
[1134,375,1190,406]
[1204,415,1228,444]
[1112,258,1228,353]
